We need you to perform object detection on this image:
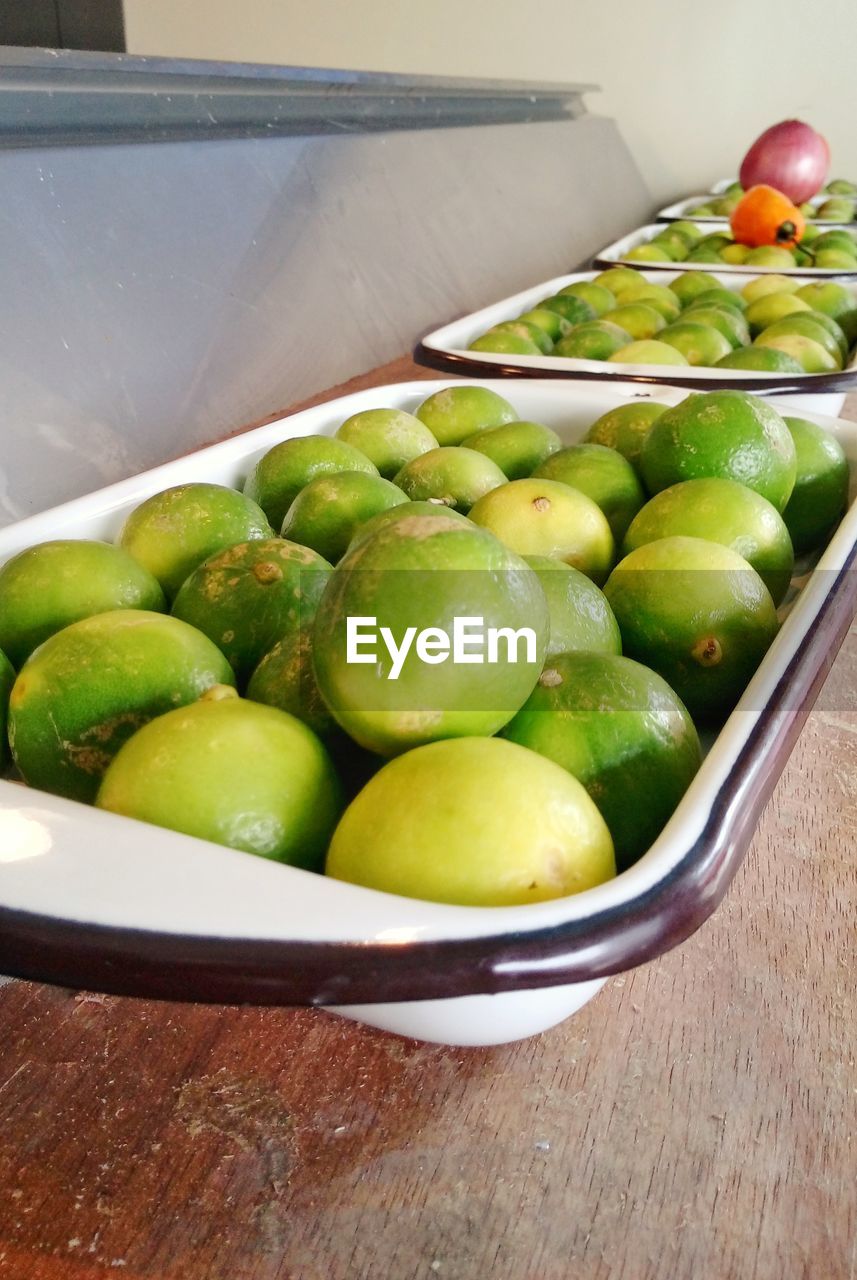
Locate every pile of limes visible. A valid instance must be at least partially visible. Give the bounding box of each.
[616,222,857,273]
[0,385,850,907]
[468,268,857,374]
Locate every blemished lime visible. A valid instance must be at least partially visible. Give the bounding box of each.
[523,556,622,657]
[344,499,471,555]
[393,447,506,512]
[603,536,780,724]
[622,477,794,604]
[753,332,839,374]
[247,625,337,740]
[170,539,332,682]
[325,737,615,906]
[243,436,378,532]
[533,443,646,543]
[583,401,670,469]
[311,514,549,756]
[415,386,518,446]
[335,408,438,479]
[0,539,166,669]
[281,471,408,563]
[640,391,797,512]
[502,651,701,869]
[468,477,615,582]
[461,420,563,480]
[8,610,235,802]
[781,417,851,554]
[118,483,273,599]
[96,695,342,871]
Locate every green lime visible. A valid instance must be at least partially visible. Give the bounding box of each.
[753,332,839,373]
[640,390,797,511]
[461,420,562,480]
[312,516,549,755]
[670,221,705,241]
[622,477,794,604]
[469,332,542,356]
[741,274,801,303]
[684,287,747,314]
[556,281,616,315]
[754,316,845,368]
[719,243,751,264]
[415,386,518,446]
[583,401,670,469]
[247,624,336,740]
[593,267,645,297]
[335,408,438,479]
[811,230,857,254]
[281,471,408,562]
[689,203,715,216]
[96,694,341,870]
[170,538,332,682]
[0,540,166,669]
[813,249,857,270]
[533,443,646,542]
[468,478,615,581]
[782,417,851,554]
[609,281,681,320]
[602,303,666,340]
[624,243,675,263]
[603,537,780,724]
[8,610,235,802]
[502,652,700,869]
[697,233,734,252]
[651,229,695,260]
[668,272,722,306]
[745,292,812,337]
[794,282,857,344]
[518,308,574,341]
[825,180,857,195]
[0,648,13,772]
[677,306,749,347]
[539,295,598,325]
[607,340,690,366]
[325,737,615,906]
[489,321,554,354]
[657,321,733,366]
[243,436,378,531]
[118,483,273,600]
[715,347,805,373]
[553,321,633,361]
[393,446,506,513]
[742,246,797,268]
[345,499,471,555]
[523,556,621,657]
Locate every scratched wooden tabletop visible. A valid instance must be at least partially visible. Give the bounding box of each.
[0,361,854,1280]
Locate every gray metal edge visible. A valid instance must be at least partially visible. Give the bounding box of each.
[0,46,600,148]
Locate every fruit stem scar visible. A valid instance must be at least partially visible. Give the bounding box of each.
[692,636,722,667]
[539,668,563,688]
[532,496,551,512]
[199,684,239,702]
[253,562,283,584]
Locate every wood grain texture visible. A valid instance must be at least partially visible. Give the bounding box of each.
[0,369,853,1280]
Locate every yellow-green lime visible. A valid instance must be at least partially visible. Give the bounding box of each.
[640,390,797,512]
[0,539,166,669]
[755,316,845,368]
[554,321,632,361]
[794,283,857,344]
[741,274,801,304]
[624,244,674,263]
[622,477,794,604]
[668,271,722,306]
[742,246,796,268]
[281,471,408,562]
[461,420,562,480]
[602,303,666,340]
[657,321,733,366]
[523,556,621,657]
[684,287,747,314]
[335,408,438,479]
[539,294,598,325]
[8,610,235,802]
[614,282,681,320]
[677,306,749,347]
[311,515,549,756]
[604,537,780,723]
[170,538,332,682]
[556,281,616,315]
[468,477,615,581]
[414,386,518,446]
[745,292,812,337]
[344,499,471,556]
[502,651,701,869]
[489,320,554,354]
[583,401,670,468]
[517,307,574,341]
[96,695,341,870]
[247,624,336,739]
[325,736,615,906]
[533,443,646,542]
[393,447,506,513]
[468,331,542,356]
[719,243,751,265]
[118,483,272,600]
[608,340,690,366]
[754,331,839,373]
[715,346,804,373]
[593,267,646,298]
[243,436,378,531]
[782,417,851,554]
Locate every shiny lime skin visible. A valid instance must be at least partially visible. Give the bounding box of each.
[325,737,615,906]
[312,516,549,757]
[603,537,780,725]
[0,648,13,772]
[394,447,506,513]
[794,283,857,344]
[243,436,378,531]
[96,697,342,871]
[8,610,235,802]
[601,303,666,341]
[622,478,794,605]
[118,483,273,600]
[414,386,518,446]
[502,652,701,870]
[171,539,333,682]
[534,443,646,543]
[640,391,797,512]
[281,471,408,563]
[782,417,851,554]
[247,625,336,739]
[523,556,621,657]
[461,420,563,480]
[335,408,438,479]
[656,322,733,367]
[0,539,166,669]
[714,347,805,373]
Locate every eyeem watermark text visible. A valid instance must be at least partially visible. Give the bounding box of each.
[346,616,538,680]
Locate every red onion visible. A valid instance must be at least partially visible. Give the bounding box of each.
[739,120,830,203]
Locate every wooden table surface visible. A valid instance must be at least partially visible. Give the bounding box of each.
[0,360,854,1280]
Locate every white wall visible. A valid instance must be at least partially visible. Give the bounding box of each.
[124,0,857,206]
